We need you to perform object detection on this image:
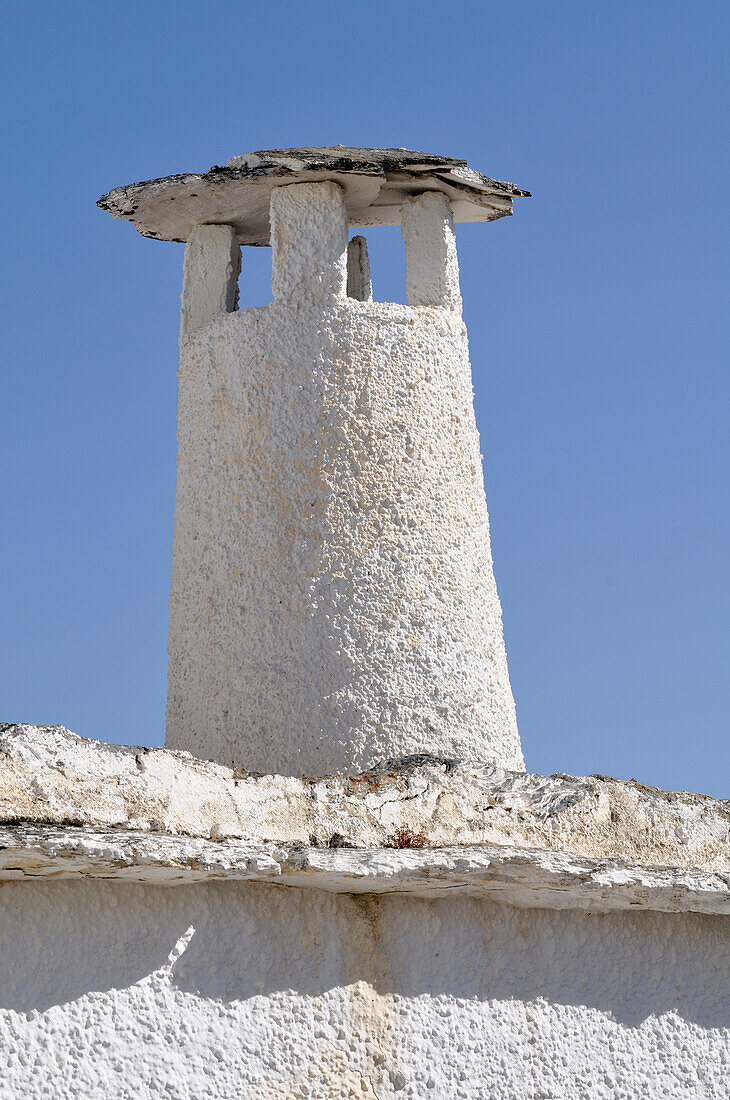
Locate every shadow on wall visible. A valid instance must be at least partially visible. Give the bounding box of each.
[0,880,728,1031]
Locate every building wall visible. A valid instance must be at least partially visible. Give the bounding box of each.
[1,880,728,1099]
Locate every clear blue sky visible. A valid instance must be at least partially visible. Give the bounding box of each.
[2,2,728,793]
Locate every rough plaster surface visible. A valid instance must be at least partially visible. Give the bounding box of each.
[180,224,241,336]
[401,193,461,309]
[6,824,730,915]
[3,725,730,913]
[166,186,521,775]
[1,878,729,1098]
[270,182,349,302]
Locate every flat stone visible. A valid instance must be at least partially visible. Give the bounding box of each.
[4,823,730,913]
[2,724,729,912]
[96,146,530,244]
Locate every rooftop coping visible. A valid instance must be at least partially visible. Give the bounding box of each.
[2,724,729,914]
[96,146,531,245]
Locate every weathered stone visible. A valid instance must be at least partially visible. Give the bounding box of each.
[96,146,530,244]
[4,142,727,1099]
[2,724,729,913]
[346,235,372,301]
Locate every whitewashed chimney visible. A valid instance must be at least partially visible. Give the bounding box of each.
[2,149,727,1100]
[98,147,530,776]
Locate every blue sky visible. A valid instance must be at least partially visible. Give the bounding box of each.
[2,2,728,793]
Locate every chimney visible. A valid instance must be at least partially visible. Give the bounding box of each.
[98,147,530,777]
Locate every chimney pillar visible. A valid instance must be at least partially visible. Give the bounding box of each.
[402,191,462,310]
[346,235,373,302]
[98,147,529,777]
[271,181,348,302]
[180,224,240,337]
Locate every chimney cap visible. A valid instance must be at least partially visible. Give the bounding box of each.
[97,147,530,245]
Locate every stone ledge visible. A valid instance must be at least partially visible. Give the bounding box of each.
[2,825,730,914]
[1,724,729,914]
[96,146,530,244]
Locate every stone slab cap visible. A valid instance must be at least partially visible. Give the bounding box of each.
[96,147,530,244]
[2,724,730,914]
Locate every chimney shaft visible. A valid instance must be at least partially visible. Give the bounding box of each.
[98,148,528,776]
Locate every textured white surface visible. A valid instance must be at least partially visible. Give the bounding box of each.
[1,879,729,1098]
[166,184,521,775]
[3,726,730,913]
[179,225,240,336]
[3,725,730,872]
[6,824,730,915]
[401,192,462,309]
[270,182,348,302]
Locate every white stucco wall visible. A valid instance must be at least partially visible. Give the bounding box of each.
[1,880,728,1099]
[166,185,521,777]
[166,298,520,777]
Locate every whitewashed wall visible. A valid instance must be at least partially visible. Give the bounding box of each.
[166,183,522,778]
[1,881,728,1098]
